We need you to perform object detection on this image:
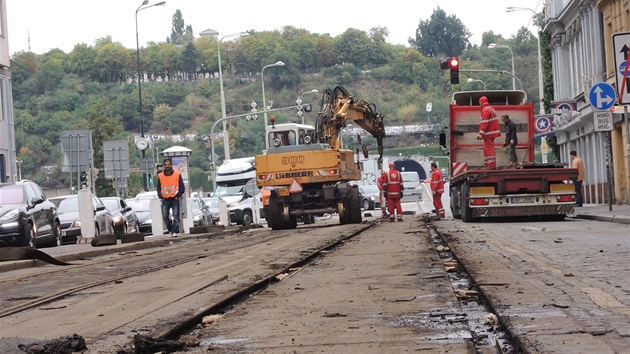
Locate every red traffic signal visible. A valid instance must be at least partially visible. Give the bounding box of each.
[449,57,460,84]
[449,58,459,69]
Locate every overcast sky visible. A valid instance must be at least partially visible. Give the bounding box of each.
[6,0,543,55]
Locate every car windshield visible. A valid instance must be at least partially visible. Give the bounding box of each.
[214,185,244,197]
[203,198,219,208]
[190,199,201,211]
[126,199,150,212]
[402,173,419,182]
[0,185,25,204]
[361,185,379,194]
[101,198,120,211]
[54,198,79,213]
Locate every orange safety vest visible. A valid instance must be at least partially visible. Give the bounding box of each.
[158,171,181,199]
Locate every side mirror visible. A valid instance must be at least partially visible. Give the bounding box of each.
[439,132,447,149]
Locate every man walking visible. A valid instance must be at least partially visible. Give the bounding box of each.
[501,114,519,168]
[382,161,403,222]
[477,96,501,169]
[430,163,445,219]
[570,150,585,207]
[157,158,185,236]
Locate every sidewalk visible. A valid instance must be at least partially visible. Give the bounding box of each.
[570,203,630,224]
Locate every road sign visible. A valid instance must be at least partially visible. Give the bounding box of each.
[289,179,303,194]
[588,83,616,110]
[140,157,155,174]
[612,32,630,104]
[594,111,614,131]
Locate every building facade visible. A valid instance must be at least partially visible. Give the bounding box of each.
[544,0,630,204]
[0,0,15,183]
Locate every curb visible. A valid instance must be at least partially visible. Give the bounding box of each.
[572,214,630,224]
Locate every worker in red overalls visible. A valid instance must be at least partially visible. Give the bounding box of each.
[477,96,501,169]
[376,170,388,217]
[382,161,403,222]
[430,162,445,219]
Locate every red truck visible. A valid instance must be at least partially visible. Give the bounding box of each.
[440,90,578,222]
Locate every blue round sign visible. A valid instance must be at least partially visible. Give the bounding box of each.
[588,83,616,110]
[535,116,552,134]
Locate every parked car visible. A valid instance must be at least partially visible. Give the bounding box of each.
[400,171,423,202]
[0,180,62,248]
[49,194,114,244]
[189,197,212,227]
[125,197,169,236]
[101,197,139,236]
[202,197,221,224]
[358,184,381,210]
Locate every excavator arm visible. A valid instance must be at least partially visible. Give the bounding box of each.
[315,86,386,162]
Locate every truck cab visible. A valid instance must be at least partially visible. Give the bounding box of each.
[214,157,262,226]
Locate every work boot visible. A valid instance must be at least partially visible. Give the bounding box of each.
[397,218,403,222]
[389,217,395,223]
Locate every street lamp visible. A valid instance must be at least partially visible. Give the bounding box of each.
[296,89,318,124]
[466,78,487,90]
[136,0,165,190]
[199,29,248,161]
[507,6,544,114]
[488,43,515,90]
[262,61,285,149]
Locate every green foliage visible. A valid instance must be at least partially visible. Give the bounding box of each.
[410,7,471,58]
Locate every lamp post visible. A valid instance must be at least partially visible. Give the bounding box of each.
[466,78,487,90]
[488,43,515,90]
[136,0,165,190]
[296,89,318,124]
[199,29,248,161]
[262,61,285,149]
[507,6,544,114]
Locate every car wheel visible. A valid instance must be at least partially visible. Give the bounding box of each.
[362,198,370,210]
[241,210,253,226]
[26,223,36,249]
[54,222,62,247]
[95,223,101,237]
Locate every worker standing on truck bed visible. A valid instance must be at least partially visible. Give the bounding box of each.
[477,96,501,169]
[382,161,403,222]
[429,163,445,219]
[501,114,519,168]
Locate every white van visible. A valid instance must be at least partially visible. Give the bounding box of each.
[214,157,262,226]
[400,171,422,202]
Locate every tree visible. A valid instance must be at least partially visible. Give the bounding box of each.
[182,42,199,81]
[409,7,470,58]
[169,10,186,44]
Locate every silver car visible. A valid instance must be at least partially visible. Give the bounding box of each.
[101,197,139,236]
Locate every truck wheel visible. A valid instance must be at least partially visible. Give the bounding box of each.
[460,183,474,222]
[268,193,283,230]
[338,201,350,225]
[451,186,462,219]
[348,186,362,224]
[241,210,253,226]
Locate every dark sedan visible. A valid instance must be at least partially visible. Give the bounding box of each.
[50,195,114,244]
[358,184,381,210]
[0,180,62,248]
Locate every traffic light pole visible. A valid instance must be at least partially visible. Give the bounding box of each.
[460,69,524,91]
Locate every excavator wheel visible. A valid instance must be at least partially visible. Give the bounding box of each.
[268,193,284,230]
[348,186,362,224]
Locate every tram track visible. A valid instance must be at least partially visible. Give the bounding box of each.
[0,220,374,353]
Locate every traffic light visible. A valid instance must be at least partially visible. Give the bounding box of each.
[440,57,460,85]
[449,57,460,84]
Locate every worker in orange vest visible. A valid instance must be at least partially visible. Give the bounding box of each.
[430,163,445,219]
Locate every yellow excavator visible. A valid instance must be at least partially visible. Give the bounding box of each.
[256,86,386,229]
